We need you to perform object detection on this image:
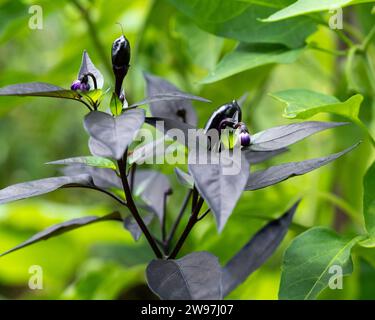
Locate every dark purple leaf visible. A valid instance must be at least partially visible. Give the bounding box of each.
[62,165,122,190]
[134,73,210,125]
[145,116,196,147]
[188,150,249,232]
[222,201,299,296]
[0,212,122,257]
[242,148,288,164]
[88,137,114,159]
[245,143,360,191]
[0,174,93,205]
[0,82,80,99]
[84,109,145,160]
[250,121,348,151]
[146,251,223,300]
[124,212,155,241]
[174,168,194,189]
[78,50,104,89]
[129,93,210,109]
[131,170,171,222]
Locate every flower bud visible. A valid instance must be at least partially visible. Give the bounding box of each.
[111,35,131,97]
[239,132,251,146]
[71,76,90,92]
[79,82,90,92]
[71,80,81,91]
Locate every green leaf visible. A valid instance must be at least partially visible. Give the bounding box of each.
[363,161,375,235]
[359,236,375,248]
[279,227,362,300]
[46,156,117,170]
[110,92,123,116]
[345,47,375,95]
[270,89,363,121]
[81,89,104,108]
[168,0,317,48]
[167,0,250,23]
[263,0,375,22]
[174,14,224,71]
[201,44,303,84]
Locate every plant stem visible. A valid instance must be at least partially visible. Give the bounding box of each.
[309,44,347,56]
[165,190,192,252]
[362,25,375,52]
[168,197,204,259]
[335,29,355,48]
[64,184,126,206]
[315,191,363,227]
[161,192,168,243]
[117,156,163,258]
[197,208,210,221]
[354,119,375,148]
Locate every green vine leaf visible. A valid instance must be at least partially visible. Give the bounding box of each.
[363,161,375,235]
[279,227,363,300]
[263,0,375,22]
[270,89,363,120]
[201,44,303,84]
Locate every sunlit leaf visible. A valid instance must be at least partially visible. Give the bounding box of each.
[46,156,117,170]
[201,44,303,84]
[270,89,363,122]
[263,0,375,22]
[110,92,123,116]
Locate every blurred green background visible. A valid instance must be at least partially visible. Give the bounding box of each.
[0,0,374,300]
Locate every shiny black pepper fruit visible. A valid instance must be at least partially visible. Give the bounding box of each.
[204,100,242,132]
[112,35,131,97]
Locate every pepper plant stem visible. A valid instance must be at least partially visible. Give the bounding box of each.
[168,197,204,259]
[165,189,192,253]
[117,156,163,258]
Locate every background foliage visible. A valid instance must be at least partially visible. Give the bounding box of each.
[0,0,374,299]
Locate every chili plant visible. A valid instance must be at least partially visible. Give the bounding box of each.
[0,32,359,300]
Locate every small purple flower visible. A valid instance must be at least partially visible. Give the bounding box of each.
[239,132,251,147]
[79,82,90,92]
[71,80,81,91]
[70,79,90,92]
